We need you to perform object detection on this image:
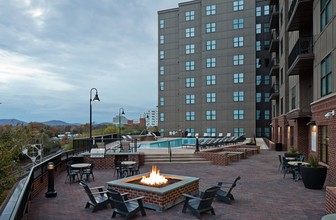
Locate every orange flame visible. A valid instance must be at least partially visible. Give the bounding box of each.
[140,165,168,186]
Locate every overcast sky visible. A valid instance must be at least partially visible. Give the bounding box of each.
[0,0,183,124]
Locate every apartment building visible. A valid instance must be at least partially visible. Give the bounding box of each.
[158,0,271,138]
[270,0,336,184]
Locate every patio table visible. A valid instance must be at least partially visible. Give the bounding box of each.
[71,163,91,180]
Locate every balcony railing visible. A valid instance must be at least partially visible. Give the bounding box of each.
[288,37,313,71]
[287,0,313,31]
[271,57,279,68]
[269,0,279,5]
[270,4,279,29]
[270,84,280,100]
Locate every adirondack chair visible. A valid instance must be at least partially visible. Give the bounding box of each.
[79,181,113,212]
[216,176,241,204]
[108,188,146,220]
[182,186,220,219]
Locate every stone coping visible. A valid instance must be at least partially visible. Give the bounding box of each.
[107,173,199,194]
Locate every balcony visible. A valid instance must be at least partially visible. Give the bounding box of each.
[287,0,313,31]
[270,84,279,100]
[269,57,279,76]
[270,5,279,30]
[287,37,314,76]
[269,30,279,53]
[269,0,279,5]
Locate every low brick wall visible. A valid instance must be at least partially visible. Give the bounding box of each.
[326,186,336,213]
[196,144,261,166]
[82,153,144,169]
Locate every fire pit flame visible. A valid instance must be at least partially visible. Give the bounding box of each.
[140,165,168,186]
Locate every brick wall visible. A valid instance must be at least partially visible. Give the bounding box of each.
[82,154,144,169]
[311,95,336,185]
[326,187,336,213]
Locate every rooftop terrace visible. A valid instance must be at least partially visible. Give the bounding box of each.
[27,149,327,220]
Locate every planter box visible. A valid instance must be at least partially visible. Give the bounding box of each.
[301,166,327,190]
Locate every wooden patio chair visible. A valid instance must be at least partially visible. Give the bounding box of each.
[216,176,241,204]
[79,181,113,212]
[108,188,146,219]
[182,186,220,219]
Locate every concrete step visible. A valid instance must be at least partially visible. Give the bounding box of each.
[144,153,211,164]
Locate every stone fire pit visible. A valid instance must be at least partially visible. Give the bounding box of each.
[107,173,199,212]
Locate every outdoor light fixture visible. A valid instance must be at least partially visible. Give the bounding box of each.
[89,88,100,147]
[119,107,125,147]
[195,133,199,152]
[45,162,57,198]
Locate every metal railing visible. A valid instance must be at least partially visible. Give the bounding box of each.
[288,0,298,22]
[288,36,313,69]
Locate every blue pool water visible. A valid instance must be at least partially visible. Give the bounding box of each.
[139,138,196,148]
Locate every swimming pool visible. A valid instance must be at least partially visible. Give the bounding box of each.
[139,138,196,149]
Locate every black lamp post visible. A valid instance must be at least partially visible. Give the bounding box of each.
[90,88,100,147]
[119,107,125,146]
[195,133,200,152]
[45,162,57,198]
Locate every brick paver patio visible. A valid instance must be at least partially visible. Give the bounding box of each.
[28,150,328,220]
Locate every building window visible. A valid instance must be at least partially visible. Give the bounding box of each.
[233,0,244,11]
[264,23,270,33]
[186,27,195,38]
[206,75,216,85]
[159,97,164,106]
[186,61,195,71]
[186,111,195,121]
[264,127,270,138]
[264,5,270,15]
[206,40,216,50]
[186,128,195,137]
[160,35,164,44]
[233,127,244,136]
[256,58,261,68]
[206,110,216,120]
[321,54,332,97]
[186,44,195,54]
[256,75,261,85]
[160,113,164,122]
[206,23,216,33]
[256,93,261,102]
[206,128,216,137]
[233,55,244,65]
[159,66,164,75]
[186,94,195,104]
[160,82,164,91]
[264,93,270,102]
[321,0,332,31]
[264,75,270,85]
[256,24,261,34]
[159,50,164,59]
[233,91,244,102]
[256,110,260,120]
[291,86,296,109]
[206,5,216,15]
[186,10,195,21]
[159,19,164,29]
[264,40,270,50]
[233,73,244,83]
[233,36,244,47]
[256,41,261,51]
[206,93,216,103]
[186,77,195,88]
[280,97,284,114]
[320,126,329,163]
[206,58,216,68]
[233,18,244,29]
[233,110,244,120]
[265,110,270,120]
[256,6,261,16]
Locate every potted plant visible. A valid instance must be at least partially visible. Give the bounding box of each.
[284,146,301,158]
[300,155,327,190]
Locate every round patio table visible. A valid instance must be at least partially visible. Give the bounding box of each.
[71,163,91,180]
[322,214,336,220]
[288,161,309,166]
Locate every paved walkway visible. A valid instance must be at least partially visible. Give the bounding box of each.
[28,150,328,220]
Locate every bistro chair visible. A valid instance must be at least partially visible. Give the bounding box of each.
[108,188,147,219]
[216,176,241,204]
[182,186,220,219]
[81,163,95,181]
[79,180,113,213]
[65,164,79,184]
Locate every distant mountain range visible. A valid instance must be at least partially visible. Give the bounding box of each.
[0,119,82,126]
